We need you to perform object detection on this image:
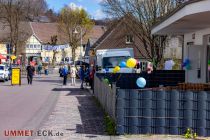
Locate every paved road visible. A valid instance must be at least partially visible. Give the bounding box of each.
[0,73,62,140]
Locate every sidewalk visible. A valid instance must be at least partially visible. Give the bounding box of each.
[33,80,108,140]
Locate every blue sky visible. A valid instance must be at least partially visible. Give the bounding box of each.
[46,0,106,19]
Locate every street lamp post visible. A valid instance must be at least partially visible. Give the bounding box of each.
[73,26,83,63]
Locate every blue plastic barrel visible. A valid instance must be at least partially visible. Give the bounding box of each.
[197,128,206,137]
[156,100,166,109]
[116,109,125,125]
[142,100,152,108]
[142,90,153,99]
[170,118,179,127]
[169,110,179,117]
[155,118,166,126]
[116,125,124,134]
[116,98,126,108]
[141,118,151,126]
[142,109,152,117]
[155,110,166,117]
[118,89,126,99]
[170,127,179,135]
[130,89,138,99]
[141,126,151,134]
[155,127,165,134]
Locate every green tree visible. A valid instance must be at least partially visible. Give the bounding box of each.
[58,6,94,63]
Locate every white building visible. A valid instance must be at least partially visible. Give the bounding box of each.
[152,0,210,83]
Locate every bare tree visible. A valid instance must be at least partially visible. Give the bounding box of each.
[24,0,48,21]
[101,0,186,68]
[45,9,58,22]
[58,6,94,62]
[49,35,58,67]
[0,0,25,56]
[0,0,48,56]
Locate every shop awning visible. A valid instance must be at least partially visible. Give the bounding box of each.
[0,54,6,59]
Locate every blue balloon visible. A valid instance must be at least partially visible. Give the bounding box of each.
[119,61,126,68]
[105,67,109,72]
[136,77,146,88]
[184,58,190,65]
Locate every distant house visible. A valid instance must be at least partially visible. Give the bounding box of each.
[27,22,69,63]
[90,16,151,70]
[152,0,210,83]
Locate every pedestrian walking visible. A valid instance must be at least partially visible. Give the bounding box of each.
[84,67,90,86]
[44,65,49,75]
[70,65,77,86]
[59,65,63,77]
[37,63,42,76]
[62,65,69,85]
[26,62,35,85]
[79,65,85,89]
[89,66,95,90]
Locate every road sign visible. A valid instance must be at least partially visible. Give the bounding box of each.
[11,68,21,85]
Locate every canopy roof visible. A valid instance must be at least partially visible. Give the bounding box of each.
[152,0,210,35]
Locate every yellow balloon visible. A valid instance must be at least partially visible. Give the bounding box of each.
[126,58,136,68]
[11,55,17,60]
[113,66,120,73]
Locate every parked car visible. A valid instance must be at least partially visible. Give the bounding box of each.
[0,64,9,82]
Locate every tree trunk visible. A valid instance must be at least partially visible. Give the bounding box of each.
[52,50,56,67]
[72,48,76,63]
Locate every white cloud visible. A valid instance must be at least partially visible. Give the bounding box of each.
[69,2,84,10]
[94,9,105,19]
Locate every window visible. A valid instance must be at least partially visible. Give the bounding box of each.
[0,66,4,70]
[126,35,134,44]
[103,56,130,68]
[37,45,41,49]
[30,45,33,48]
[140,61,148,71]
[26,45,30,49]
[34,45,37,49]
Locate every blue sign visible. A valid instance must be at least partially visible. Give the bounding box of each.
[43,44,69,51]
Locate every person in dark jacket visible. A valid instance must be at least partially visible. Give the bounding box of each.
[59,66,63,77]
[26,63,35,85]
[62,65,68,85]
[89,66,95,90]
[79,65,85,89]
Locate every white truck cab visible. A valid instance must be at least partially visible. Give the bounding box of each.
[96,48,134,73]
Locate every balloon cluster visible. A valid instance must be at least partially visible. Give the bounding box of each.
[182,58,191,70]
[112,58,137,73]
[112,57,147,88]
